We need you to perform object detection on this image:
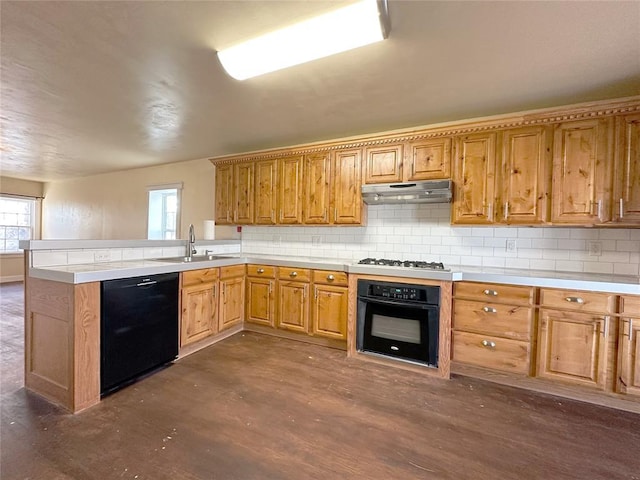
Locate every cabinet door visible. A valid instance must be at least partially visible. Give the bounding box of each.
[452,132,497,224]
[312,285,348,341]
[499,127,551,224]
[277,281,309,333]
[407,138,451,180]
[364,144,403,184]
[278,156,304,224]
[333,149,362,224]
[246,277,275,327]
[613,114,640,224]
[303,153,331,224]
[181,283,217,347]
[214,164,233,224]
[219,276,245,331]
[254,160,277,225]
[537,308,609,389]
[618,318,640,396]
[233,163,254,224]
[551,118,613,224]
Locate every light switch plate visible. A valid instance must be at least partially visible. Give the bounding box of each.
[588,241,602,256]
[94,251,110,262]
[506,239,517,253]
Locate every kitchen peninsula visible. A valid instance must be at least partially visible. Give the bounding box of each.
[21,239,640,414]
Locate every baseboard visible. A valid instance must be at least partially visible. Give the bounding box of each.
[0,275,24,284]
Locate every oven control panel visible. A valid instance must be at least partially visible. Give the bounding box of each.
[372,284,420,300]
[358,280,440,306]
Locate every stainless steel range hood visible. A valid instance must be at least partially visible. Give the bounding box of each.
[362,180,452,205]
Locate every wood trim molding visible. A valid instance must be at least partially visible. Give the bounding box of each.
[210,96,640,166]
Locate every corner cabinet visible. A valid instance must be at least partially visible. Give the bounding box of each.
[551,118,613,224]
[452,132,497,224]
[613,113,640,224]
[218,265,246,332]
[180,268,219,347]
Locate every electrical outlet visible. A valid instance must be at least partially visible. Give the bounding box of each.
[94,251,110,262]
[506,239,517,253]
[311,235,322,246]
[588,241,602,257]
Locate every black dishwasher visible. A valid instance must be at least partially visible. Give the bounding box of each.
[101,272,179,395]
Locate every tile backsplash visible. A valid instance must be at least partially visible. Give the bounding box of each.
[241,204,640,276]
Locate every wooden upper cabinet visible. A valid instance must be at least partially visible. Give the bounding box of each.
[303,153,331,224]
[406,137,451,180]
[613,113,640,224]
[551,118,613,224]
[333,149,362,224]
[498,126,552,224]
[278,156,304,224]
[452,132,497,224]
[214,164,233,224]
[233,162,254,224]
[364,144,403,184]
[254,159,278,225]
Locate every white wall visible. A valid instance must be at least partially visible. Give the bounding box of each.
[241,204,640,276]
[42,159,216,240]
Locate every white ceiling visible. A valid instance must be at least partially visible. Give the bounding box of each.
[1,1,639,182]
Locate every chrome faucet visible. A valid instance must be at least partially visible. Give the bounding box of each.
[187,224,197,258]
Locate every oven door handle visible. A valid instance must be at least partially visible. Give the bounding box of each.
[358,296,436,309]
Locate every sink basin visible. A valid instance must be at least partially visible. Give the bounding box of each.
[152,255,231,263]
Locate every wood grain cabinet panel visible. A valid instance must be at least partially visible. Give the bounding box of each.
[214,164,233,224]
[452,132,497,224]
[618,316,640,397]
[278,156,304,224]
[364,144,403,184]
[303,153,331,224]
[453,299,531,341]
[181,282,217,346]
[453,331,530,374]
[407,138,451,180]
[613,113,640,224]
[277,281,310,333]
[537,308,610,389]
[333,149,363,224]
[246,277,275,327]
[312,284,348,341]
[499,126,552,224]
[551,118,613,224]
[219,273,245,331]
[454,282,534,305]
[254,159,278,225]
[234,162,254,224]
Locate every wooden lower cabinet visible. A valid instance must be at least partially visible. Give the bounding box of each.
[246,265,276,327]
[181,282,217,346]
[537,308,610,389]
[277,281,310,333]
[312,284,348,341]
[219,266,245,331]
[618,317,640,396]
[453,331,530,374]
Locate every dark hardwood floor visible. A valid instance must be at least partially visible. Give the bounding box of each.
[1,282,639,480]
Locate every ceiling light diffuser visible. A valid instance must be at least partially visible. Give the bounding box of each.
[217,0,390,80]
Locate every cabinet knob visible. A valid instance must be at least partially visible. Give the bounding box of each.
[327,274,335,281]
[564,296,584,304]
[257,268,265,274]
[483,289,498,296]
[482,306,497,313]
[290,271,298,278]
[481,339,496,349]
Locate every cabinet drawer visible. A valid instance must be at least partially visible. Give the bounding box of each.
[620,295,640,316]
[539,288,614,313]
[278,267,311,282]
[453,331,530,374]
[453,299,532,340]
[220,264,246,279]
[182,268,219,287]
[247,264,276,278]
[454,282,534,305]
[312,270,348,286]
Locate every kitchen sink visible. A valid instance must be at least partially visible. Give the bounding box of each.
[152,255,232,263]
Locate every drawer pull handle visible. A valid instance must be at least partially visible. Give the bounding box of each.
[257,268,265,274]
[565,296,584,304]
[482,306,497,313]
[481,340,496,349]
[483,289,498,296]
[290,271,298,278]
[327,274,335,281]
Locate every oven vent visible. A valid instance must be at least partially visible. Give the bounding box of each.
[361,180,452,205]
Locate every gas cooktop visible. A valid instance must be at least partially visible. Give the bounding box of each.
[357,258,448,271]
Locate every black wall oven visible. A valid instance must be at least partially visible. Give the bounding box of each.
[356,280,439,367]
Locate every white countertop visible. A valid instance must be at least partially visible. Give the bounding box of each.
[26,255,640,294]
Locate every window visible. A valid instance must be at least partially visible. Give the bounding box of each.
[0,195,40,253]
[147,183,182,240]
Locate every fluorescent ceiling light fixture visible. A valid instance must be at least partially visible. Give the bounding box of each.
[217,0,390,80]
